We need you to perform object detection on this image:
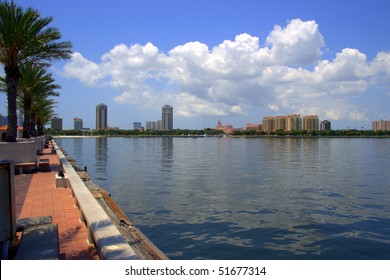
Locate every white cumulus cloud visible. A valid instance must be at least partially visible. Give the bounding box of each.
[62,19,390,121]
[63,52,103,86]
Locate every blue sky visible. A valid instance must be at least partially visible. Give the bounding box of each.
[1,0,390,130]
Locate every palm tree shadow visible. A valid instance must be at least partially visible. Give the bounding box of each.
[58,226,98,260]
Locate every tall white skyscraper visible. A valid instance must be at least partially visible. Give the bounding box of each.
[161,105,173,131]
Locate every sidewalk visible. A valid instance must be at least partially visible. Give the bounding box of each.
[14,141,98,260]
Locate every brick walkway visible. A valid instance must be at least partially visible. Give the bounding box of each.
[14,141,98,260]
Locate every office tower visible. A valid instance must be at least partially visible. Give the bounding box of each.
[161,105,173,131]
[133,122,142,130]
[156,120,162,131]
[145,121,152,131]
[320,120,331,130]
[96,103,108,130]
[303,115,319,131]
[51,117,63,130]
[74,117,83,130]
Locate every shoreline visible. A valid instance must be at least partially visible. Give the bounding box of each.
[54,135,390,139]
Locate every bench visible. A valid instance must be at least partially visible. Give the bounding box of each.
[14,162,37,174]
[15,223,59,260]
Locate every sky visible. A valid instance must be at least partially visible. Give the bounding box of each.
[1,0,390,130]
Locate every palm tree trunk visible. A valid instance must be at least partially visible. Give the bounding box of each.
[37,124,44,136]
[22,101,32,138]
[5,66,20,142]
[30,111,38,137]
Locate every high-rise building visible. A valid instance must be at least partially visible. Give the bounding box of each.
[74,117,83,130]
[161,105,173,131]
[262,116,275,132]
[133,122,142,130]
[275,116,286,131]
[320,120,331,130]
[96,103,108,130]
[372,120,390,131]
[262,114,320,132]
[263,115,302,132]
[287,114,302,131]
[303,115,319,131]
[51,117,63,130]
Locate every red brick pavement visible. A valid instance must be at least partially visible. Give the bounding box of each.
[14,141,98,260]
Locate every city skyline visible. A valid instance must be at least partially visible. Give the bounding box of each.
[48,109,390,132]
[1,1,389,130]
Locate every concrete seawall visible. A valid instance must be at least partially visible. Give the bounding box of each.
[53,141,139,260]
[53,140,168,260]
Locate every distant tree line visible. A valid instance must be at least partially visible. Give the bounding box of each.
[48,128,225,137]
[232,129,390,137]
[48,128,390,137]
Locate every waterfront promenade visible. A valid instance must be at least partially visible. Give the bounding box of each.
[14,141,98,260]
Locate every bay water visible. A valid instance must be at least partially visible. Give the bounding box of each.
[54,137,390,259]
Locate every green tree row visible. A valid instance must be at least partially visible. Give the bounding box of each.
[48,128,225,137]
[232,129,390,137]
[48,128,390,137]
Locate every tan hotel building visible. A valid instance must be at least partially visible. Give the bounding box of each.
[372,120,390,131]
[262,114,319,132]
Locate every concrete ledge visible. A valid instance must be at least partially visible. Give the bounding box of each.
[53,141,139,260]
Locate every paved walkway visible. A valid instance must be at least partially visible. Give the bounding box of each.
[14,141,98,260]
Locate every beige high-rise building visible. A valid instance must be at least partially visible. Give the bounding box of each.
[262,114,320,132]
[274,116,286,131]
[262,116,275,132]
[287,114,302,131]
[263,114,302,132]
[372,120,390,131]
[303,115,319,131]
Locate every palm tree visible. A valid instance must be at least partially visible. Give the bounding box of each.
[17,63,60,138]
[0,1,72,141]
[34,97,57,136]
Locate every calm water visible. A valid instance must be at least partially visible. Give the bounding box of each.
[55,137,390,260]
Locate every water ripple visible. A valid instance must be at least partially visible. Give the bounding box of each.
[55,137,390,259]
